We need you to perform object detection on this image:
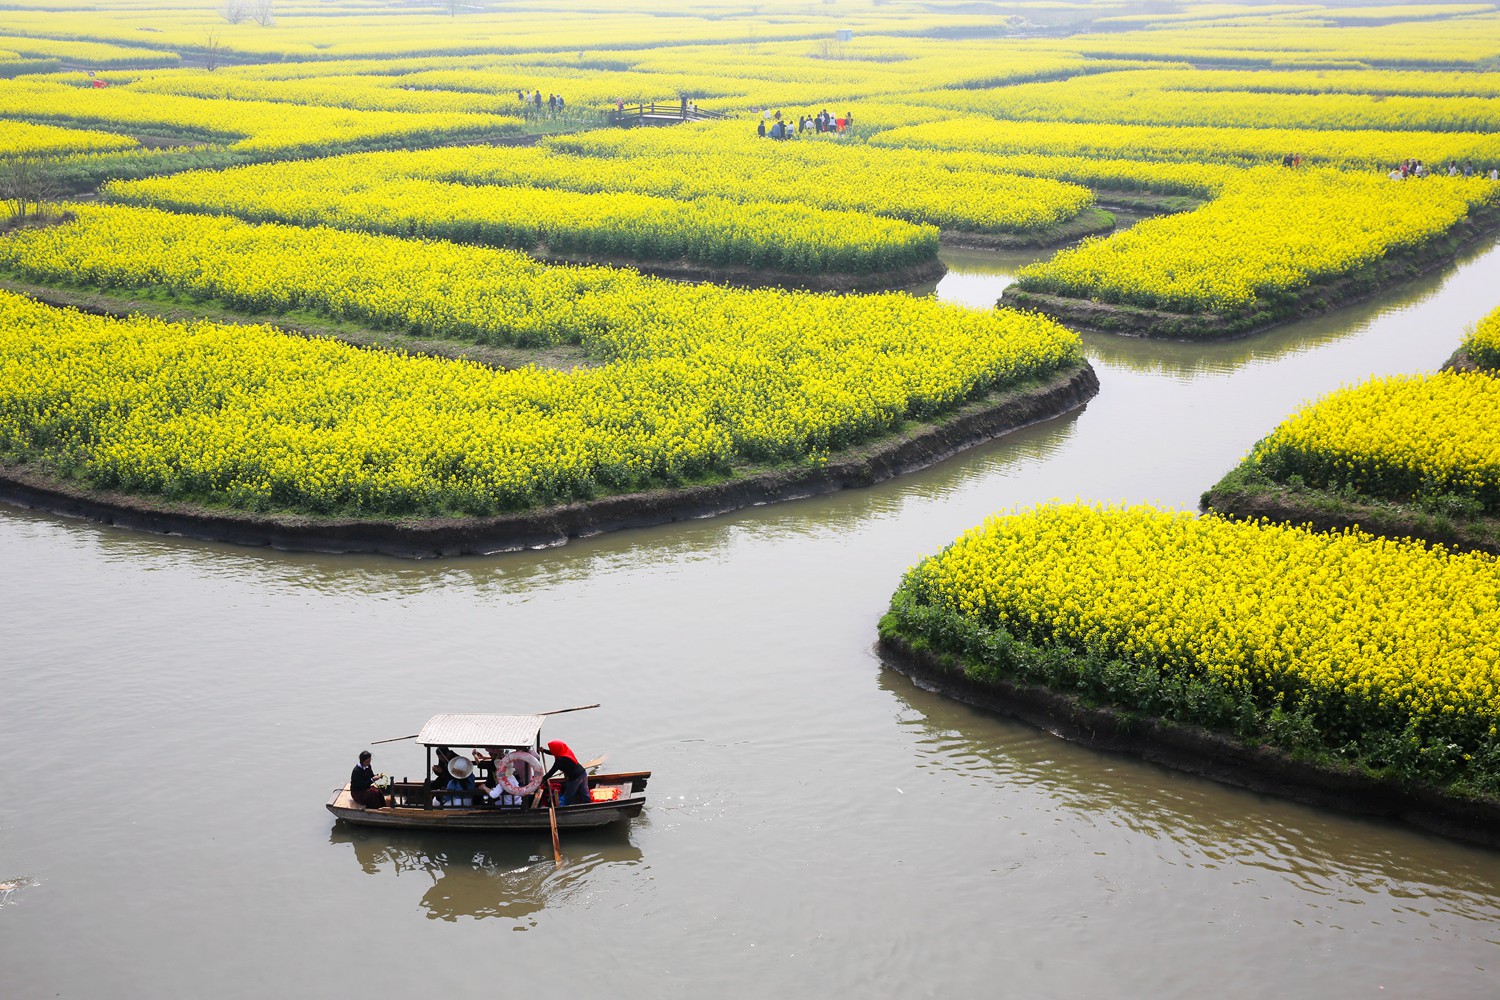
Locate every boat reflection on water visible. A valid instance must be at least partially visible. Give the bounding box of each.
[328,824,644,923]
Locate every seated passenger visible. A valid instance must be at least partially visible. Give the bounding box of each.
[350,751,385,808]
[478,781,525,807]
[433,755,476,807]
[472,746,503,783]
[427,746,458,790]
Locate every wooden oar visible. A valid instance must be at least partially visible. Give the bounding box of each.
[369,734,418,745]
[547,787,563,869]
[582,754,607,773]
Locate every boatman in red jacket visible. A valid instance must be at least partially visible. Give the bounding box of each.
[541,740,589,806]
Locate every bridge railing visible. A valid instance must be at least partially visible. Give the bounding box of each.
[607,102,731,124]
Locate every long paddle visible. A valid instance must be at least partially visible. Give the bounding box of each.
[536,703,600,717]
[547,786,563,869]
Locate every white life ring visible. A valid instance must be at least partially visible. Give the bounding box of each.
[497,750,545,796]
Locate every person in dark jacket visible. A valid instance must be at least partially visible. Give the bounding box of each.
[350,750,385,808]
[542,740,590,806]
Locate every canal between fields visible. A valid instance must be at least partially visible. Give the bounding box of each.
[3,238,1499,999]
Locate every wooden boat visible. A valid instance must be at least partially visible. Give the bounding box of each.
[327,713,649,831]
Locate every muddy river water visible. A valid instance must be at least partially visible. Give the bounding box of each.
[3,238,1500,999]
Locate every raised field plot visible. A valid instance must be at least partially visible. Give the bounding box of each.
[884,503,1500,797]
[0,207,1082,516]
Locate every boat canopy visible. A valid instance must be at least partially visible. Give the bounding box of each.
[417,714,545,749]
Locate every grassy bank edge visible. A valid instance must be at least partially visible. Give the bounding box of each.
[1201,461,1500,556]
[875,616,1500,850]
[1092,190,1204,214]
[940,206,1115,250]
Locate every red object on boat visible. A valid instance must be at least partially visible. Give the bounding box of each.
[590,787,621,802]
[546,740,578,763]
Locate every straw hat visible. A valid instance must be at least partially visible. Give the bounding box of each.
[447,756,474,780]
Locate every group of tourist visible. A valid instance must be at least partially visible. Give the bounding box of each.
[1391,158,1430,178]
[1438,159,1497,179]
[1388,158,1500,180]
[516,89,566,114]
[1282,153,1499,181]
[755,108,854,140]
[348,740,591,810]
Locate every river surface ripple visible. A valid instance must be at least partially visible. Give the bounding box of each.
[3,240,1500,999]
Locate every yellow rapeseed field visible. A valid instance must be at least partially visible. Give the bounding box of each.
[1014,167,1497,314]
[106,141,1089,243]
[902,69,1500,134]
[886,503,1500,790]
[0,211,1082,515]
[872,114,1500,170]
[0,76,519,154]
[104,156,939,274]
[0,119,138,157]
[1247,370,1500,510]
[1065,16,1500,67]
[532,128,1097,232]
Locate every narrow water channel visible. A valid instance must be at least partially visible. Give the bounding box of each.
[3,239,1499,999]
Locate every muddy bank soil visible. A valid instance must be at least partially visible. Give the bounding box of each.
[1202,477,1500,556]
[0,364,1099,557]
[878,631,1500,850]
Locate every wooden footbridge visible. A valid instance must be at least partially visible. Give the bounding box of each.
[608,101,730,127]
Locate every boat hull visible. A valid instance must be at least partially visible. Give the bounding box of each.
[326,771,648,831]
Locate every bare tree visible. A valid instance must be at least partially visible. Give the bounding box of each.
[218,0,247,24]
[202,29,225,70]
[0,158,64,226]
[250,0,274,27]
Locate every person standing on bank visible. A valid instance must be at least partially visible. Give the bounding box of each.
[350,750,385,808]
[541,740,590,806]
